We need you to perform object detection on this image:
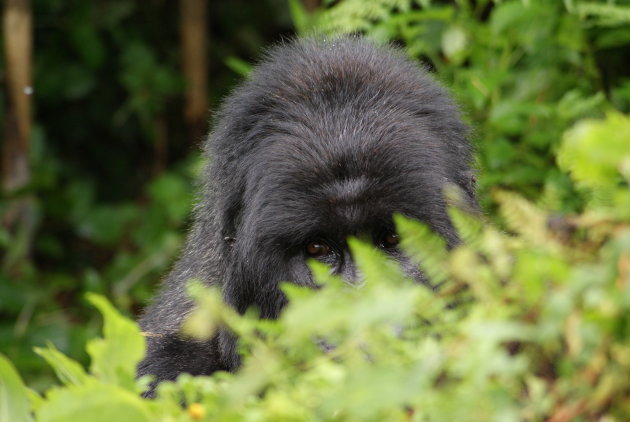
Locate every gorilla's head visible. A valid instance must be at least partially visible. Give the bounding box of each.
[205,37,475,320]
[138,36,476,388]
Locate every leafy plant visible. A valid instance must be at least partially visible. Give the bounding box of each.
[2,111,629,421]
[3,0,630,419]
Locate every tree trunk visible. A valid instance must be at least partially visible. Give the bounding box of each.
[180,0,209,145]
[2,0,34,270]
[2,0,32,193]
[303,0,320,13]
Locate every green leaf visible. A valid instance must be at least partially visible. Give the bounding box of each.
[37,384,153,422]
[348,237,407,286]
[34,345,89,387]
[182,282,224,339]
[85,294,145,389]
[0,354,33,422]
[224,56,252,77]
[394,214,449,286]
[307,259,345,288]
[77,203,139,246]
[448,206,484,249]
[147,173,191,223]
[558,112,630,189]
[442,25,468,65]
[288,0,310,34]
[494,190,549,246]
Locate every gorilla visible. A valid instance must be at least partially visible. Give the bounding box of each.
[137,36,476,394]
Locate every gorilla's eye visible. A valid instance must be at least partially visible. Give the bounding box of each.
[383,233,400,248]
[305,241,331,258]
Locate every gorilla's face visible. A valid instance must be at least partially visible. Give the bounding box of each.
[254,165,415,290]
[221,104,467,319]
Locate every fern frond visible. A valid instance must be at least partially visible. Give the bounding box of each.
[348,237,407,286]
[316,0,415,34]
[449,207,484,249]
[394,214,449,286]
[494,190,550,247]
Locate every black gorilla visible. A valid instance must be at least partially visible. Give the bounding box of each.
[138,36,475,393]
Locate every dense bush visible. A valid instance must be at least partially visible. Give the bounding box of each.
[2,0,630,420]
[2,111,630,421]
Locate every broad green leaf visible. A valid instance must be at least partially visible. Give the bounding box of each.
[0,354,33,422]
[558,112,630,189]
[85,294,145,388]
[37,384,153,422]
[34,345,89,387]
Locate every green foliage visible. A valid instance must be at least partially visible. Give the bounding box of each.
[575,2,630,25]
[1,296,156,422]
[3,113,630,420]
[288,0,311,33]
[36,384,153,422]
[395,215,450,285]
[558,112,630,215]
[0,162,194,389]
[224,57,253,77]
[3,0,630,419]
[0,355,33,422]
[83,294,145,388]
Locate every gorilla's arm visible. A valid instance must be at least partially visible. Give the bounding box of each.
[137,217,231,395]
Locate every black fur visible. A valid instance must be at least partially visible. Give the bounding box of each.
[137,36,475,395]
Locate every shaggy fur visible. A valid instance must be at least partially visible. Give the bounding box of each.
[137,36,475,395]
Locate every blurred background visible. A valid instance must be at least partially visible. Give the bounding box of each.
[1,0,629,390]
